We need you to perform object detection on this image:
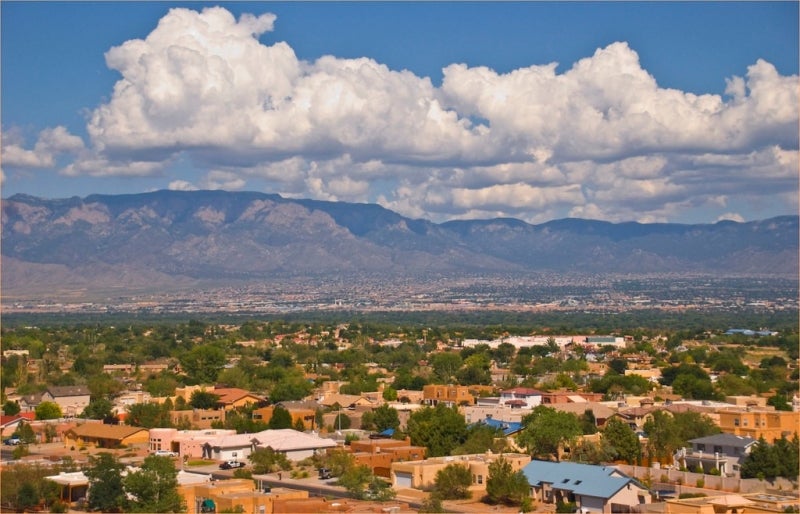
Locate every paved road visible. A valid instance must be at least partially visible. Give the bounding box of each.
[182,467,425,509]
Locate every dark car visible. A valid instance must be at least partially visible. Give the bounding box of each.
[318,467,332,479]
[219,460,245,470]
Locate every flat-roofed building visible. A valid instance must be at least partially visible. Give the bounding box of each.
[391,451,530,491]
[718,409,800,442]
[422,385,474,407]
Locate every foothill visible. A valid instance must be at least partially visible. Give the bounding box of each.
[1,316,798,513]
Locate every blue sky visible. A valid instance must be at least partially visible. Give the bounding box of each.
[2,1,798,224]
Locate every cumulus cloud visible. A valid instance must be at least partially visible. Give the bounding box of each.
[168,180,198,191]
[717,212,745,222]
[1,126,84,168]
[4,6,798,223]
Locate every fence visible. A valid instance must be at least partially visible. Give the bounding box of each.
[615,464,798,495]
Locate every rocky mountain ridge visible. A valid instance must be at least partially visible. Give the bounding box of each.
[2,190,797,297]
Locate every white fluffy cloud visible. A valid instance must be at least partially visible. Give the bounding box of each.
[2,126,84,169]
[6,6,799,223]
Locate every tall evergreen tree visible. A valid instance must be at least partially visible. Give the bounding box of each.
[85,453,126,512]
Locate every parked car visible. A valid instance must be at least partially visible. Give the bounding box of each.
[154,449,178,457]
[318,467,332,479]
[219,460,245,470]
[4,436,21,446]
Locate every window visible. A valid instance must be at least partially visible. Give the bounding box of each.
[477,475,483,485]
[713,446,723,454]
[562,479,570,484]
[697,444,705,452]
[734,418,740,427]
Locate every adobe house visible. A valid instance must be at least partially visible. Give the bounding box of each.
[64,423,149,448]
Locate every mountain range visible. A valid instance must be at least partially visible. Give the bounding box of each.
[2,190,797,298]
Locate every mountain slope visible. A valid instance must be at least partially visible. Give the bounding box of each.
[2,190,797,296]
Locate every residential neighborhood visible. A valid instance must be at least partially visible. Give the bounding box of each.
[1,320,798,513]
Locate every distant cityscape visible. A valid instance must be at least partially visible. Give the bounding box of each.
[4,273,797,315]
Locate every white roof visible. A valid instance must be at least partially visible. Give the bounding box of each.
[211,429,337,451]
[177,470,212,485]
[253,429,337,451]
[45,471,89,486]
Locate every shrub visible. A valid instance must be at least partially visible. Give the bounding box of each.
[233,468,252,479]
[50,501,68,513]
[556,500,577,513]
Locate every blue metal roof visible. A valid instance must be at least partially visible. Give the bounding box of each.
[522,460,646,499]
[470,417,523,436]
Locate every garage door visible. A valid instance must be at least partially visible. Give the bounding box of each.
[394,472,412,488]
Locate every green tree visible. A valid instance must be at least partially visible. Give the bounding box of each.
[326,449,356,478]
[248,447,291,474]
[15,422,37,444]
[672,374,717,400]
[179,344,226,384]
[81,398,115,420]
[35,401,62,420]
[382,387,398,402]
[145,375,179,397]
[407,404,467,457]
[767,394,792,411]
[85,453,127,512]
[268,405,293,429]
[268,374,314,402]
[602,418,641,464]
[517,406,581,461]
[333,412,352,431]
[338,463,373,499]
[430,352,463,383]
[189,390,221,410]
[453,424,507,455]
[432,464,472,500]
[123,455,185,512]
[740,436,799,480]
[580,409,598,435]
[608,358,628,375]
[672,411,720,443]
[570,439,615,464]
[740,437,782,479]
[3,400,21,415]
[372,404,400,432]
[16,482,39,511]
[485,456,530,507]
[643,410,681,463]
[127,402,172,428]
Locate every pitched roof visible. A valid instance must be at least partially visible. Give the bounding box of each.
[67,423,148,440]
[522,460,646,500]
[1,413,35,426]
[319,394,372,408]
[688,433,758,448]
[211,388,264,404]
[47,385,91,397]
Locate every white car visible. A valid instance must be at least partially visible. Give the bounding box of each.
[154,449,178,457]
